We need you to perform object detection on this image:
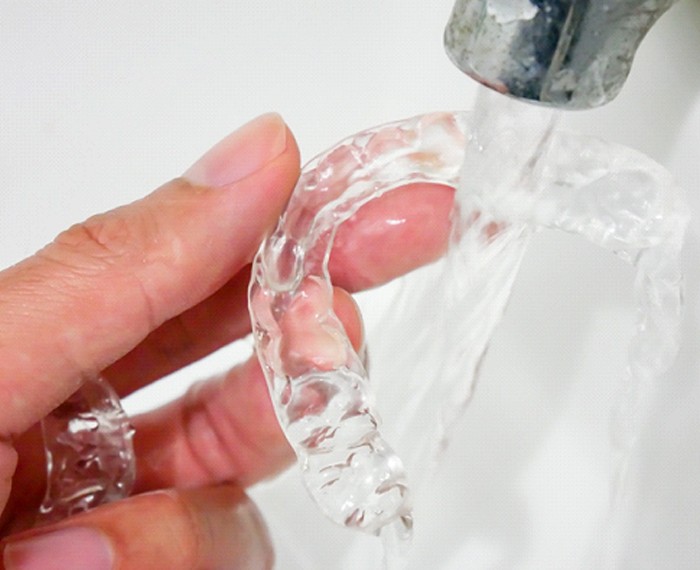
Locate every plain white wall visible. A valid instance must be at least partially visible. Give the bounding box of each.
[1,2,699,568]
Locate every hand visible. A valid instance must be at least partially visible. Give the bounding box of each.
[0,114,453,569]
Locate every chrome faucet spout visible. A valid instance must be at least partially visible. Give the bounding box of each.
[444,0,676,109]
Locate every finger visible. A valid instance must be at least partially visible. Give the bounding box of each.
[104,181,451,396]
[132,357,289,494]
[276,279,364,377]
[3,286,364,523]
[329,182,454,292]
[1,484,271,570]
[103,266,252,396]
[0,113,300,436]
[132,286,363,492]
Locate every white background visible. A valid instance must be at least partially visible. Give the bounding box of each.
[1,1,700,568]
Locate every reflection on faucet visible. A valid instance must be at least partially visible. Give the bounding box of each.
[444,0,676,109]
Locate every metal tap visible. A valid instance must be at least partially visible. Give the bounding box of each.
[444,0,676,109]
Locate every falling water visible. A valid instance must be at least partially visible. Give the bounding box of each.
[370,87,687,568]
[377,89,560,569]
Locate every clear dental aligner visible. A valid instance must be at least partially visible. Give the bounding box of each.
[249,112,470,539]
[248,105,687,550]
[39,375,135,524]
[535,132,687,457]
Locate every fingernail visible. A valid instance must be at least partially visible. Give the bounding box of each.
[3,527,114,570]
[183,113,288,187]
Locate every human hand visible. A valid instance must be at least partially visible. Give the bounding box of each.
[0,113,453,569]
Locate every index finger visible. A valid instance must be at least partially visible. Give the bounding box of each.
[103,181,453,396]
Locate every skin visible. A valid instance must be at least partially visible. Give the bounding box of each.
[0,114,454,569]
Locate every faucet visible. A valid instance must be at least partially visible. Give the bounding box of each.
[444,0,676,109]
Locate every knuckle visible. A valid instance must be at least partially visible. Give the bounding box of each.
[49,209,149,271]
[180,369,291,485]
[35,206,163,331]
[181,380,255,481]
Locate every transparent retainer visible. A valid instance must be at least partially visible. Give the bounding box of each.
[248,110,687,552]
[248,112,471,542]
[39,375,135,524]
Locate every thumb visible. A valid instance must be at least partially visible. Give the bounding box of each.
[0,484,271,570]
[0,113,300,436]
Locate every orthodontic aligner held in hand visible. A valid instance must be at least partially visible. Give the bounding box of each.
[40,109,686,567]
[247,107,687,545]
[248,112,470,538]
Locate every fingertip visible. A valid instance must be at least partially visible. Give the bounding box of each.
[276,278,366,377]
[332,287,364,353]
[183,113,290,188]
